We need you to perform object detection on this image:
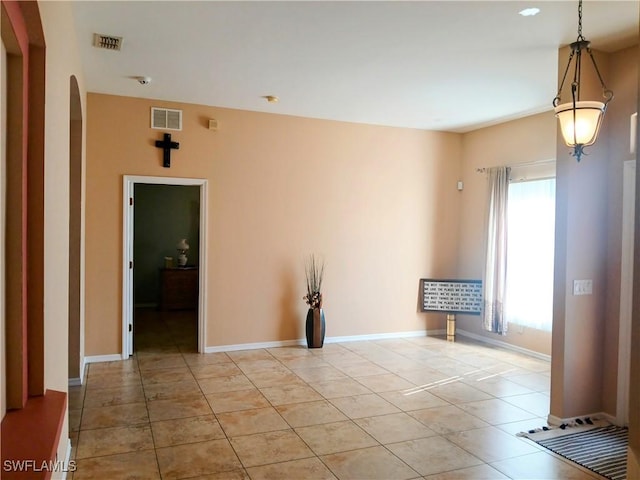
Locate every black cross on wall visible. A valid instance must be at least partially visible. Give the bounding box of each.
[155,133,180,168]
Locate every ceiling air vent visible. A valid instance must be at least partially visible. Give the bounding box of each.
[92,33,122,51]
[151,108,182,131]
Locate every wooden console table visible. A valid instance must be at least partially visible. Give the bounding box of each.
[160,267,199,310]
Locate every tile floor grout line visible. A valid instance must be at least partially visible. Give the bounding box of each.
[73,308,561,479]
[198,349,269,478]
[138,346,162,479]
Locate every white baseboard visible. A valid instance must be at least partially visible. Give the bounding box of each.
[204,329,443,353]
[327,329,439,343]
[205,339,304,353]
[84,354,123,363]
[68,356,87,387]
[456,329,551,361]
[60,438,72,480]
[601,412,619,425]
[81,331,441,358]
[547,411,611,426]
[427,329,447,336]
[81,356,87,382]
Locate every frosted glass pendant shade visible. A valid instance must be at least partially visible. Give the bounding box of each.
[554,101,606,147]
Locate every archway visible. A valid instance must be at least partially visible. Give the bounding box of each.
[68,75,83,384]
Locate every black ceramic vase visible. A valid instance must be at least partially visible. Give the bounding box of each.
[305,308,325,348]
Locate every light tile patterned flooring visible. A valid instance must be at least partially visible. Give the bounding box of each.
[69,310,604,479]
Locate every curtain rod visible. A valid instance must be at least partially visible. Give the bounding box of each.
[475,158,555,173]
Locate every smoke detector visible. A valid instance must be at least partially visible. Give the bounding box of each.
[93,33,122,51]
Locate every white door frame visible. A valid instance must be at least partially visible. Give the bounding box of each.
[122,175,208,358]
[617,159,635,425]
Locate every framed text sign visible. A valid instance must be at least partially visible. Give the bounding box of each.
[420,279,482,315]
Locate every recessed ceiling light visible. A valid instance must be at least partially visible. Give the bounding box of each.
[519,7,540,17]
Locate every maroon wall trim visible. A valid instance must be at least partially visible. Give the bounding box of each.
[2,0,32,409]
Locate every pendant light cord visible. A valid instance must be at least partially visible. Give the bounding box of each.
[552,0,613,108]
[577,0,584,41]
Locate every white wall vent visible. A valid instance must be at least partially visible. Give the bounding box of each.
[93,33,123,51]
[151,108,182,131]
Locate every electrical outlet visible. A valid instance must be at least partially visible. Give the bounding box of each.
[573,279,593,296]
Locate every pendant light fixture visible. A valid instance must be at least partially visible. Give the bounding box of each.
[553,0,613,162]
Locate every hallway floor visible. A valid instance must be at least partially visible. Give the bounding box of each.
[69,311,604,479]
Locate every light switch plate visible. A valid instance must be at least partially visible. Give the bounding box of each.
[573,279,593,296]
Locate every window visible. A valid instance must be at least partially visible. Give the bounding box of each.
[505,177,556,331]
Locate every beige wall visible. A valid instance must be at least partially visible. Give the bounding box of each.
[85,94,462,354]
[4,0,635,471]
[456,111,557,356]
[455,44,638,418]
[39,0,87,472]
[602,45,639,415]
[551,44,638,421]
[81,26,638,441]
[551,46,610,420]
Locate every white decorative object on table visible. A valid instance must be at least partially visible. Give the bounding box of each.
[176,238,189,267]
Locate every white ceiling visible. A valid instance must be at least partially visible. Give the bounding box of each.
[71,1,639,133]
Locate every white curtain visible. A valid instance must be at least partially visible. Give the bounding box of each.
[483,166,510,335]
[505,178,556,331]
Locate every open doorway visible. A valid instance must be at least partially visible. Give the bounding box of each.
[134,183,200,353]
[122,176,208,358]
